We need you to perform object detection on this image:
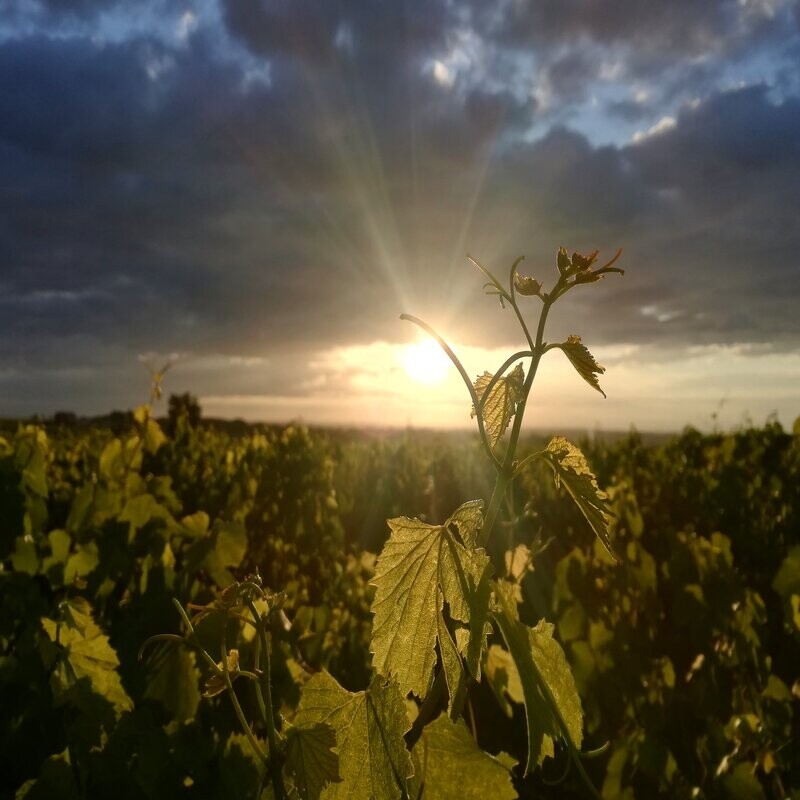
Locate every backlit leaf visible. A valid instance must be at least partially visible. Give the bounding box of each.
[41,598,132,715]
[491,586,583,774]
[471,363,525,447]
[294,671,412,800]
[414,715,517,800]
[560,336,606,398]
[370,502,491,700]
[540,437,614,558]
[284,722,341,800]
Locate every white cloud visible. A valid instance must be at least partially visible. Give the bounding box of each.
[431,59,455,88]
[176,10,198,42]
[632,115,677,144]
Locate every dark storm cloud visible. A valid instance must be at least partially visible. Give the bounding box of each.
[486,0,781,58]
[476,0,800,116]
[221,0,453,67]
[1,0,799,416]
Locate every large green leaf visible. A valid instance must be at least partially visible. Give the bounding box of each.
[491,586,583,774]
[284,722,341,800]
[471,363,525,447]
[41,597,132,715]
[540,437,614,558]
[294,671,412,800]
[412,715,517,800]
[370,502,491,700]
[560,336,606,397]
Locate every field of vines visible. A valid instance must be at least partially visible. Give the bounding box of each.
[1,407,798,799]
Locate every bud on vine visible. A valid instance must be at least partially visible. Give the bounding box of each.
[514,273,542,297]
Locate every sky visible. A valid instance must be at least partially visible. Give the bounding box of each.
[1,0,799,432]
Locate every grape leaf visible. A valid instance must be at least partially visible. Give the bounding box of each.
[11,536,38,575]
[294,671,412,800]
[540,437,614,558]
[483,644,523,717]
[119,494,173,540]
[412,715,518,800]
[220,732,267,799]
[560,336,606,397]
[203,520,248,587]
[41,598,132,715]
[773,545,800,599]
[438,610,467,718]
[143,646,201,722]
[491,586,583,774]
[370,502,491,700]
[284,722,341,800]
[14,750,80,800]
[471,363,525,447]
[64,542,99,584]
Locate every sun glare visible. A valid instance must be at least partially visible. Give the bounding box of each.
[399,339,451,385]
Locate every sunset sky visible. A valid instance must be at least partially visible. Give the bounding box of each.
[2,0,799,432]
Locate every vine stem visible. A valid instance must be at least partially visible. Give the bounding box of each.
[220,621,270,769]
[247,599,286,800]
[478,284,560,549]
[408,275,564,750]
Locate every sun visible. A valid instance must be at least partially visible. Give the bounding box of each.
[400,339,451,385]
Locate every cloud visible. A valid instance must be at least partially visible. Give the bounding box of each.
[0,1,799,425]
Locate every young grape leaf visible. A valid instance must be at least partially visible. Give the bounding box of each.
[491,586,583,775]
[560,336,606,398]
[41,598,132,715]
[412,715,518,800]
[284,722,341,800]
[540,437,615,558]
[446,499,484,548]
[294,671,412,800]
[370,502,492,700]
[471,363,525,447]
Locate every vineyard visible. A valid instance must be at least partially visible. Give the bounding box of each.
[1,405,798,798]
[2,249,800,800]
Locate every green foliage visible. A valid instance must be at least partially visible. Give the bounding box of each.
[558,336,606,398]
[41,597,132,716]
[369,502,491,701]
[471,363,525,447]
[284,722,340,800]
[540,436,614,558]
[492,582,583,773]
[294,671,412,799]
[412,715,517,800]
